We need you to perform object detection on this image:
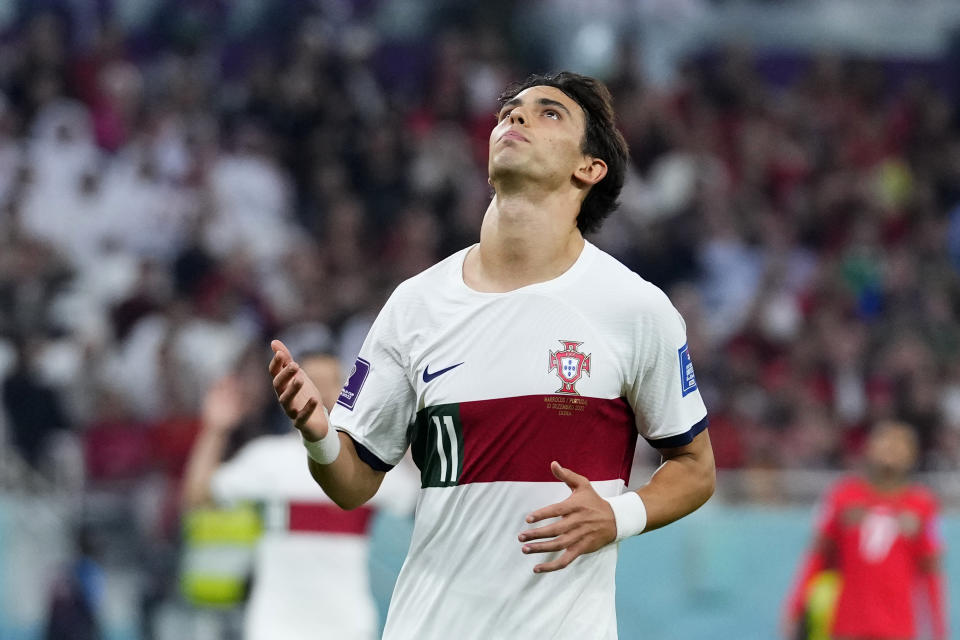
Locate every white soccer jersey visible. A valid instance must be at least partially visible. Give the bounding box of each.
[330,240,708,640]
[210,432,418,640]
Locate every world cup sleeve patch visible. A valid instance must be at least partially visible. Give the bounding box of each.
[678,343,697,397]
[337,357,370,410]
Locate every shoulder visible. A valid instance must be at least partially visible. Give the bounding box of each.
[582,244,676,319]
[906,484,940,513]
[828,475,864,503]
[390,247,470,301]
[365,248,469,333]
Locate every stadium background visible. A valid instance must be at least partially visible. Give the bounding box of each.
[1,0,959,638]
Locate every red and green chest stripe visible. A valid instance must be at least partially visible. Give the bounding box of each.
[410,395,637,489]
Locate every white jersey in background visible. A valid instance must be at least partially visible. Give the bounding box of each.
[210,432,418,640]
[330,240,708,640]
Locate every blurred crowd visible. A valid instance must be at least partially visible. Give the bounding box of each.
[0,3,506,497]
[1,1,959,521]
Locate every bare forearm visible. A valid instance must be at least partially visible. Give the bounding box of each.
[181,429,230,509]
[269,341,387,510]
[635,432,715,532]
[306,432,385,510]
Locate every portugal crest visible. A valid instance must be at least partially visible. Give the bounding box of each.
[548,340,591,395]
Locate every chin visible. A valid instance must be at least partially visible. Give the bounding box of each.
[488,162,522,184]
[490,154,541,179]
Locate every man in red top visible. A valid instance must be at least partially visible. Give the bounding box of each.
[784,420,949,640]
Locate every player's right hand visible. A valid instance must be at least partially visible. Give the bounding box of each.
[269,339,329,441]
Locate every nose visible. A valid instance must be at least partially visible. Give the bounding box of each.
[509,109,526,126]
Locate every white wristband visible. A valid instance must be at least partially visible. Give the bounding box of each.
[603,492,648,541]
[302,429,341,464]
[301,408,341,464]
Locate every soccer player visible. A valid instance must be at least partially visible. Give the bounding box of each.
[182,351,418,640]
[784,420,949,640]
[269,71,716,639]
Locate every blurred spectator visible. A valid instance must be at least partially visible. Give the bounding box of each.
[2,337,71,469]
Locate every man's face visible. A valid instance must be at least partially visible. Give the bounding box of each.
[866,424,918,477]
[488,85,588,187]
[302,355,343,413]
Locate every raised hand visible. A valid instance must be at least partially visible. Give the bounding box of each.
[201,375,251,433]
[268,339,329,441]
[518,461,618,573]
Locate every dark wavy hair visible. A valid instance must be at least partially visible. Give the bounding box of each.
[497,71,629,235]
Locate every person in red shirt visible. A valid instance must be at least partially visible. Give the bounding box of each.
[784,420,949,640]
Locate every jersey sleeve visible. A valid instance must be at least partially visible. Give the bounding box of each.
[329,290,417,470]
[627,288,708,447]
[814,483,843,541]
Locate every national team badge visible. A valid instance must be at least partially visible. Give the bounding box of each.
[548,340,591,395]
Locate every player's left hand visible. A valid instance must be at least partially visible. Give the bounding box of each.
[519,461,617,573]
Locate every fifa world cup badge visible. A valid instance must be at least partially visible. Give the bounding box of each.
[548,340,591,395]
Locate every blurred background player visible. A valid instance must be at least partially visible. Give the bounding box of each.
[181,350,418,640]
[784,420,948,640]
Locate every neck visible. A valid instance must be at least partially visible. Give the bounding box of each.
[466,186,584,292]
[866,468,909,493]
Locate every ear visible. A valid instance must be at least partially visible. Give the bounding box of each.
[573,157,607,187]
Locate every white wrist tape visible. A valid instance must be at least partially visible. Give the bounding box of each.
[301,408,341,464]
[302,429,341,464]
[603,492,648,541]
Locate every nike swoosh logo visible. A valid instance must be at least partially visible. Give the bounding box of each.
[423,362,464,383]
